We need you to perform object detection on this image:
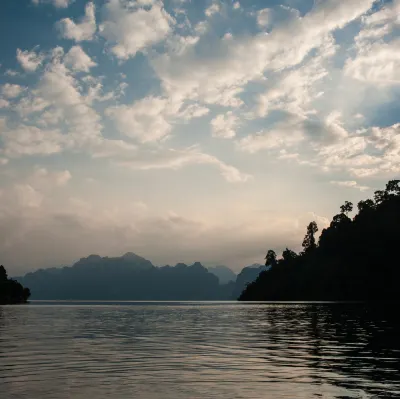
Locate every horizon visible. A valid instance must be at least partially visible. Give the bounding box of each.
[1,0,399,275]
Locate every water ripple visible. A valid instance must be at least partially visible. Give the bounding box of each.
[0,303,399,398]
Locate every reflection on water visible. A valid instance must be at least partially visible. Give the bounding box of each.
[0,302,399,398]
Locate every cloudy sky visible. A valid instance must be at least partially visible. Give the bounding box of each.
[0,0,399,274]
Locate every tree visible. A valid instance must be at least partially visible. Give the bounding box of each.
[282,248,298,262]
[385,180,400,196]
[0,265,7,281]
[302,221,318,254]
[265,250,277,267]
[357,199,375,213]
[340,201,353,215]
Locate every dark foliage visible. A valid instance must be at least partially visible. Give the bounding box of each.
[0,265,31,304]
[239,180,400,301]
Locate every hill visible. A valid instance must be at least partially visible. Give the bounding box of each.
[207,265,237,284]
[239,180,400,301]
[16,254,230,300]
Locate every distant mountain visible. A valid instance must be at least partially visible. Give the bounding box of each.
[15,253,231,300]
[207,265,236,284]
[232,264,271,299]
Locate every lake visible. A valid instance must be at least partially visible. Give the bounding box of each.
[1,302,399,398]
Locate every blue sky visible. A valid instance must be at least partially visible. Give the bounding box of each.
[0,0,399,274]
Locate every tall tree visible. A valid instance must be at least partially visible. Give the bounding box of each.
[265,250,277,267]
[302,221,318,254]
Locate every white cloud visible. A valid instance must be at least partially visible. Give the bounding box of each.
[0,99,10,109]
[99,0,174,60]
[107,96,209,143]
[211,111,239,139]
[330,180,370,191]
[4,69,19,77]
[32,0,73,8]
[56,2,96,42]
[257,8,271,28]
[152,0,374,106]
[205,3,220,17]
[63,46,97,72]
[16,48,44,72]
[0,125,65,157]
[345,39,400,84]
[106,96,173,143]
[118,145,252,183]
[2,84,24,99]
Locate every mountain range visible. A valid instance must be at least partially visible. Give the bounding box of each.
[15,253,267,300]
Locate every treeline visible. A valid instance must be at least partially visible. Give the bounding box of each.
[0,265,31,304]
[239,180,400,301]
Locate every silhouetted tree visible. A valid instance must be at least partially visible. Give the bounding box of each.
[282,248,297,262]
[0,265,7,281]
[0,265,31,304]
[265,250,277,266]
[357,199,375,213]
[340,201,353,215]
[302,222,318,254]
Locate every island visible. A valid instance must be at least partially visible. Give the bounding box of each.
[0,265,31,304]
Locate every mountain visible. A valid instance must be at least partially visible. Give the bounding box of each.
[240,180,400,301]
[207,265,237,284]
[15,254,230,300]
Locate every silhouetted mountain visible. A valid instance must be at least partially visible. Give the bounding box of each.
[240,180,400,301]
[0,265,30,304]
[233,264,271,299]
[207,265,237,284]
[15,254,234,300]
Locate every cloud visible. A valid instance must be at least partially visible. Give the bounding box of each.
[330,180,370,191]
[107,96,209,143]
[14,184,44,208]
[118,145,252,183]
[32,0,73,8]
[27,168,72,190]
[16,48,44,72]
[152,0,374,106]
[99,0,174,60]
[106,96,173,143]
[205,3,220,17]
[63,46,97,72]
[345,39,400,84]
[0,99,10,109]
[0,125,65,157]
[257,8,271,28]
[56,2,96,42]
[2,84,25,99]
[211,111,239,139]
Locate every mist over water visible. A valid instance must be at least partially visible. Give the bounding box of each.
[1,303,399,398]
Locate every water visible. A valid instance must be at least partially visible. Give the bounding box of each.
[1,302,400,399]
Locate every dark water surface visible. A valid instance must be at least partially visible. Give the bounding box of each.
[1,302,400,398]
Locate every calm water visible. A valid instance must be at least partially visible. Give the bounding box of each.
[1,302,400,399]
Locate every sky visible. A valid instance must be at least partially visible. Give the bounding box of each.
[0,0,399,274]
